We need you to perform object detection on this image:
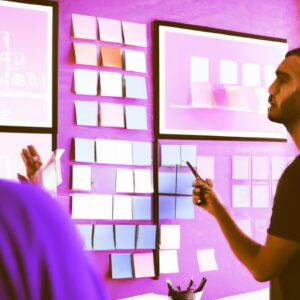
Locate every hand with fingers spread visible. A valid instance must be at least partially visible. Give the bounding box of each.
[192,176,224,217]
[18,145,43,185]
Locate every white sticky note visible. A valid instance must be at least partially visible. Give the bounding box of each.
[232,185,251,208]
[100,103,125,128]
[161,144,181,166]
[115,140,133,165]
[124,49,147,73]
[99,71,122,97]
[75,100,98,127]
[264,65,276,88]
[196,249,218,272]
[91,194,113,219]
[220,60,238,84]
[134,169,153,193]
[197,156,215,179]
[98,17,123,43]
[74,138,95,163]
[133,253,155,278]
[180,145,197,167]
[160,225,180,249]
[122,21,147,47]
[252,156,269,180]
[236,219,252,237]
[71,194,92,219]
[76,224,93,250]
[74,69,98,96]
[232,156,250,180]
[116,169,134,193]
[242,63,261,87]
[159,250,179,274]
[191,56,209,82]
[124,75,147,100]
[113,195,132,220]
[73,42,98,66]
[72,165,92,191]
[72,14,96,40]
[132,142,152,166]
[255,88,269,115]
[96,139,115,164]
[252,185,269,208]
[125,105,147,130]
[42,163,57,194]
[271,157,288,180]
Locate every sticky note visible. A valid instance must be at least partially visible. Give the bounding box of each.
[159,250,179,274]
[272,157,288,180]
[91,194,113,219]
[75,100,98,127]
[115,225,136,250]
[255,88,269,114]
[176,172,194,195]
[159,196,176,219]
[160,225,180,249]
[96,139,115,164]
[176,196,194,219]
[92,166,116,194]
[72,165,92,191]
[196,249,218,272]
[98,17,123,43]
[116,169,134,193]
[232,185,251,208]
[264,65,276,88]
[252,156,269,180]
[225,86,249,110]
[132,142,152,166]
[242,63,261,87]
[161,145,181,166]
[197,156,215,179]
[114,140,133,165]
[74,138,95,163]
[158,172,176,194]
[113,195,132,220]
[236,219,252,237]
[100,46,122,68]
[190,56,209,82]
[133,253,155,278]
[72,14,96,40]
[220,60,238,84]
[124,49,146,73]
[125,105,147,130]
[73,42,97,66]
[74,69,98,96]
[111,253,133,279]
[124,75,147,99]
[232,156,250,180]
[134,169,153,193]
[41,163,57,194]
[99,71,122,97]
[136,225,156,249]
[180,145,197,167]
[191,82,214,108]
[76,224,93,250]
[122,21,147,47]
[252,185,269,208]
[132,196,151,220]
[93,224,115,250]
[100,103,125,128]
[71,194,92,219]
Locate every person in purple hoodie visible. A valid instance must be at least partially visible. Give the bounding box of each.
[0,147,109,300]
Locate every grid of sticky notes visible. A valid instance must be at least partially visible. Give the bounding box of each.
[231,155,291,208]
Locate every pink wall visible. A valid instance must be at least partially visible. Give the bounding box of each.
[56,0,300,299]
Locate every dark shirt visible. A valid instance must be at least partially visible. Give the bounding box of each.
[268,155,300,299]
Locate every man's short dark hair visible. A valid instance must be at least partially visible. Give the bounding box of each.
[285,48,300,58]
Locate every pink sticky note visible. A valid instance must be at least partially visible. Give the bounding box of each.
[73,42,98,66]
[98,17,123,43]
[224,86,249,111]
[191,82,215,108]
[122,21,147,47]
[133,253,155,278]
[100,103,125,128]
[72,14,97,40]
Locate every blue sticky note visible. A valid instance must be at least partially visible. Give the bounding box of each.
[115,225,136,249]
[125,105,147,130]
[176,172,194,195]
[161,145,181,166]
[111,253,133,279]
[75,100,98,126]
[159,196,176,219]
[124,75,147,99]
[132,141,152,166]
[93,224,115,250]
[181,145,197,167]
[159,172,176,194]
[76,224,93,250]
[176,196,195,219]
[132,196,151,220]
[74,138,95,163]
[136,225,156,249]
